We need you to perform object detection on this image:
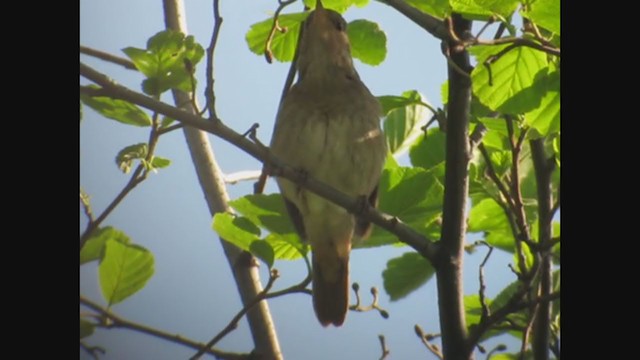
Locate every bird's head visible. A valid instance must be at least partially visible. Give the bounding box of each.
[297,0,356,80]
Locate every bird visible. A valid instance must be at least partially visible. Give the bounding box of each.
[269,0,387,327]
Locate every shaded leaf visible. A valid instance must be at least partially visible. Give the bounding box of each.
[525,69,560,137]
[451,0,519,20]
[405,0,450,18]
[471,45,548,113]
[80,319,95,339]
[123,30,204,95]
[250,241,275,268]
[409,127,446,170]
[245,12,308,63]
[99,239,154,306]
[80,87,151,127]
[347,19,387,66]
[364,166,444,248]
[383,90,433,157]
[115,143,147,174]
[81,226,131,265]
[229,194,298,236]
[213,213,261,252]
[383,252,435,301]
[524,0,560,34]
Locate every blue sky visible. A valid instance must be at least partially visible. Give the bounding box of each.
[80,0,525,358]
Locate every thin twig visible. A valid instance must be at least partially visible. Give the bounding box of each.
[224,170,263,185]
[80,45,137,70]
[204,0,223,120]
[264,0,298,64]
[414,325,444,359]
[476,241,494,321]
[79,62,440,261]
[191,269,281,360]
[79,341,106,359]
[475,17,495,39]
[519,305,538,359]
[478,143,516,210]
[157,123,184,135]
[475,37,560,57]
[80,189,95,225]
[378,334,391,360]
[79,107,163,250]
[255,0,304,195]
[79,296,247,359]
[349,284,389,319]
[506,118,531,276]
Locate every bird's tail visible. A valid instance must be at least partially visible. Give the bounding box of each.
[312,249,349,327]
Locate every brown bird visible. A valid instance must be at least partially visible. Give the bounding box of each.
[270,0,387,327]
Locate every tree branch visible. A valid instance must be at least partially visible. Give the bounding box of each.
[80,296,249,359]
[79,109,162,249]
[414,325,444,359]
[80,45,137,70]
[530,138,555,360]
[161,1,282,358]
[204,0,223,120]
[379,0,449,40]
[349,284,389,319]
[79,61,439,262]
[378,334,391,360]
[191,269,280,359]
[436,13,473,360]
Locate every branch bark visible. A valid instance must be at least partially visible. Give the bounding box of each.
[436,13,473,360]
[380,0,449,40]
[79,63,439,262]
[161,1,282,358]
[80,296,249,359]
[530,138,554,360]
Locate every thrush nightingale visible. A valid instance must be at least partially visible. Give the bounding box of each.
[270,0,387,327]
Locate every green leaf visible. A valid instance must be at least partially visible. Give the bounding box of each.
[302,0,363,12]
[123,30,205,95]
[115,143,148,174]
[471,45,548,113]
[245,12,308,63]
[405,0,450,18]
[464,294,487,326]
[213,213,261,252]
[250,241,275,268]
[377,95,429,117]
[160,116,175,128]
[409,127,446,170]
[383,90,433,157]
[229,194,298,236]
[364,166,444,248]
[524,0,560,34]
[80,87,151,127]
[468,198,517,252]
[525,70,560,137]
[477,117,509,150]
[469,198,508,232]
[81,226,131,264]
[451,0,519,20]
[99,239,154,306]
[80,319,95,339]
[382,252,435,301]
[150,156,171,169]
[265,233,306,260]
[347,20,387,66]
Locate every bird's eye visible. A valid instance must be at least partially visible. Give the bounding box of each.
[333,17,346,31]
